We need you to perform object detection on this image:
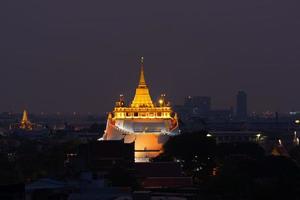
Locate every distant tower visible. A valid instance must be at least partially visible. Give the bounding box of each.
[20,110,33,130]
[236,91,247,120]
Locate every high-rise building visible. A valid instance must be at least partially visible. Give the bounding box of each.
[236,91,247,120]
[184,96,211,117]
[101,58,180,162]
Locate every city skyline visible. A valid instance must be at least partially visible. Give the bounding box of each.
[1,1,300,113]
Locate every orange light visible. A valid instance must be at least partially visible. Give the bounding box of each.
[159,99,164,105]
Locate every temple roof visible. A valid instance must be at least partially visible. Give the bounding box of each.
[131,58,154,108]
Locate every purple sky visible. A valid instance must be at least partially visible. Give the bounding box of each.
[1,0,300,114]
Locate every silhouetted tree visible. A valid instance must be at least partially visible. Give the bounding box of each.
[208,155,300,200]
[155,131,216,182]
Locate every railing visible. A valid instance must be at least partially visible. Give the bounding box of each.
[108,118,179,136]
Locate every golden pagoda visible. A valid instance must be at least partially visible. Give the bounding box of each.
[131,57,154,108]
[102,58,180,162]
[19,110,33,130]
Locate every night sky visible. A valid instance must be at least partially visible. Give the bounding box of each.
[1,0,300,114]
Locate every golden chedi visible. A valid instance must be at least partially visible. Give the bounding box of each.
[101,58,180,162]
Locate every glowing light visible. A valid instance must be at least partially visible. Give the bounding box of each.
[206,133,212,137]
[295,120,300,124]
[278,139,282,146]
[20,110,33,130]
[159,99,164,105]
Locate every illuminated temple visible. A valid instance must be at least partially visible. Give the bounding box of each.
[101,58,180,162]
[10,110,45,134]
[19,110,33,130]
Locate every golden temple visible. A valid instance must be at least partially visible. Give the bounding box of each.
[102,58,179,162]
[20,110,33,130]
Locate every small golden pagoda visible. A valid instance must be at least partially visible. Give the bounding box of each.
[19,110,33,130]
[102,58,179,162]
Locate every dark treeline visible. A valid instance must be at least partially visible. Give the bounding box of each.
[1,131,300,199]
[155,131,300,199]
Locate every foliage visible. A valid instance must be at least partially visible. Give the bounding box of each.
[209,155,300,199]
[155,131,216,181]
[157,130,300,198]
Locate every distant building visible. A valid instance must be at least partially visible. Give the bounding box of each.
[10,110,49,137]
[210,131,264,144]
[236,91,247,120]
[209,108,233,121]
[10,110,40,131]
[184,96,211,118]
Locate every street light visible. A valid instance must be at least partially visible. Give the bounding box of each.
[256,133,261,142]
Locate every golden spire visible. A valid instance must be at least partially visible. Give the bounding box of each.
[20,110,33,130]
[21,110,29,124]
[138,57,147,88]
[131,57,154,108]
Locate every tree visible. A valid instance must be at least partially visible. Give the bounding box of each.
[155,131,216,181]
[208,155,300,200]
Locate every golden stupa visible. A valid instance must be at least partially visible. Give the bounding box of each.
[101,58,180,162]
[19,110,33,130]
